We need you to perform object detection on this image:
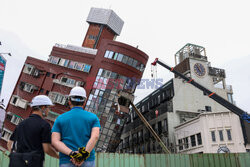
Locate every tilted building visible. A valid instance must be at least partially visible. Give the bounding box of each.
[0,7,148,152]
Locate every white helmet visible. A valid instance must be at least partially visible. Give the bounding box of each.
[30,95,54,107]
[69,86,87,98]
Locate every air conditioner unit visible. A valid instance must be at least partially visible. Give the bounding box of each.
[17,99,28,109]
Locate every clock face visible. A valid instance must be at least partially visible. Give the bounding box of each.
[194,63,206,77]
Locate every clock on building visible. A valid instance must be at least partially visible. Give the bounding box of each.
[193,63,206,77]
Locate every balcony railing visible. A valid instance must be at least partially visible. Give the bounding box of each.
[209,67,226,78]
[55,43,97,55]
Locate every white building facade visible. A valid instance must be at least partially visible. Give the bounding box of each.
[175,111,246,153]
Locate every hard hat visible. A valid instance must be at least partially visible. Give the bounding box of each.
[0,103,5,109]
[30,95,54,107]
[0,99,5,108]
[69,86,86,98]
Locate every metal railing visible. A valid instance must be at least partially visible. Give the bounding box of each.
[55,43,97,55]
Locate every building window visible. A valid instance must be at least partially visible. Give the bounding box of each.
[2,129,12,141]
[113,52,118,60]
[10,96,19,105]
[46,72,50,77]
[117,53,123,62]
[211,131,216,142]
[49,56,91,73]
[142,105,145,113]
[191,135,196,147]
[40,88,44,93]
[83,64,91,73]
[61,77,76,85]
[49,56,60,64]
[68,61,76,69]
[178,139,183,150]
[132,59,138,68]
[88,35,96,40]
[227,93,233,103]
[226,129,232,141]
[64,59,69,67]
[184,137,189,149]
[58,58,66,66]
[205,106,211,112]
[122,55,128,64]
[11,115,23,125]
[23,83,35,93]
[76,63,84,71]
[6,113,12,121]
[164,119,168,132]
[158,121,162,135]
[127,57,133,66]
[49,92,67,105]
[197,133,202,145]
[104,51,109,58]
[158,95,161,104]
[219,130,224,141]
[108,51,114,59]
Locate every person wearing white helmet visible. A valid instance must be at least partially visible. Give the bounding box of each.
[52,87,100,167]
[8,95,59,167]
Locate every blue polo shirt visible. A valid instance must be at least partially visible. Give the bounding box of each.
[52,107,100,165]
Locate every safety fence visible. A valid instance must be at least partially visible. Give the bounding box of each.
[0,151,249,167]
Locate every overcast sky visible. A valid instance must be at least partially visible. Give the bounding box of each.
[0,0,249,112]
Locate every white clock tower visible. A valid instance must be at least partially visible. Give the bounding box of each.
[170,43,234,122]
[174,43,229,93]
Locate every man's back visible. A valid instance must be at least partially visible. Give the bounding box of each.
[11,114,51,159]
[52,107,100,164]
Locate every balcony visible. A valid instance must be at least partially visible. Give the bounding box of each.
[55,43,97,55]
[209,67,226,78]
[53,79,75,88]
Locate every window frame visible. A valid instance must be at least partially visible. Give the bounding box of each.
[219,130,224,141]
[226,129,232,141]
[191,135,196,147]
[211,131,216,142]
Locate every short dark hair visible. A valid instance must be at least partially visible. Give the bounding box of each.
[69,96,85,106]
[31,105,47,111]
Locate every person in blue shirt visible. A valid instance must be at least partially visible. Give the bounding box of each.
[52,87,100,167]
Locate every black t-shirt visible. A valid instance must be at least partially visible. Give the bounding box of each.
[10,114,51,160]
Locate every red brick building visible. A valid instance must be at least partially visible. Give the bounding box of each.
[0,8,148,152]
